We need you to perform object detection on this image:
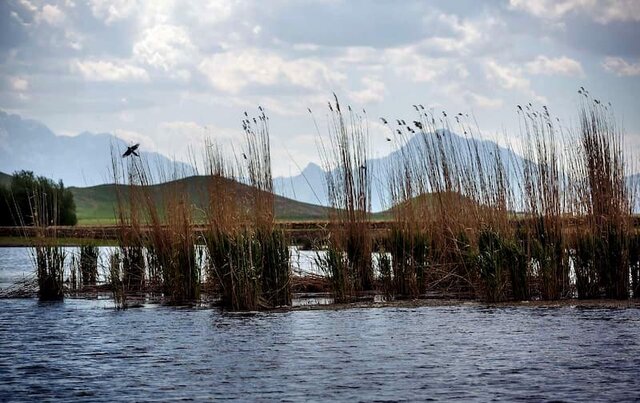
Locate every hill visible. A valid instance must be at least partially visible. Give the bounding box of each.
[274,129,527,212]
[69,175,331,225]
[373,191,481,220]
[0,171,11,187]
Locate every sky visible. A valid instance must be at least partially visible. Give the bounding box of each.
[1,0,640,176]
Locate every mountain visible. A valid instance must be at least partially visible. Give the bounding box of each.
[273,130,527,212]
[0,110,193,187]
[69,175,331,225]
[273,162,327,207]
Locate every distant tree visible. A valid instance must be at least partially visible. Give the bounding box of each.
[0,171,77,226]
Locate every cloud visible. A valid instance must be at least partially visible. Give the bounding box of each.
[39,4,65,26]
[602,56,640,76]
[133,24,195,72]
[424,13,491,56]
[484,60,546,103]
[72,60,149,82]
[89,0,139,24]
[348,77,385,104]
[525,55,584,76]
[9,76,29,92]
[466,92,504,109]
[385,48,468,83]
[509,0,640,24]
[198,49,344,94]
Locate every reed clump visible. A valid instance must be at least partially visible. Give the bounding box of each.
[203,109,290,310]
[378,94,636,302]
[567,101,632,299]
[28,182,66,301]
[317,95,373,301]
[382,106,520,301]
[79,244,99,286]
[519,106,566,299]
[112,150,199,304]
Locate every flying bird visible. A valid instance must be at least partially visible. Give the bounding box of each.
[122,143,140,158]
[380,117,388,124]
[386,137,392,142]
[414,121,423,130]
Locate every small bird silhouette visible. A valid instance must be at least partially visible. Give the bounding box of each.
[386,137,392,142]
[414,121,423,129]
[380,117,388,124]
[122,143,140,158]
[242,153,247,160]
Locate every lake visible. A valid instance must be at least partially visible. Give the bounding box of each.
[1,247,640,401]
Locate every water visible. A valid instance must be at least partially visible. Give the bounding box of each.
[2,248,640,401]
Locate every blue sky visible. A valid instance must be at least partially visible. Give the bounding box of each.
[1,0,639,176]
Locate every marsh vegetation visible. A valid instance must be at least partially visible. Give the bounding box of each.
[4,91,640,309]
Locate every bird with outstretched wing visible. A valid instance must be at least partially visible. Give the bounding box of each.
[122,143,140,157]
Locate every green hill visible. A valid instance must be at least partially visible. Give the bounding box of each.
[0,171,11,187]
[373,191,481,220]
[69,175,331,225]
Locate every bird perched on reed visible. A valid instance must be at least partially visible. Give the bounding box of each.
[122,143,140,157]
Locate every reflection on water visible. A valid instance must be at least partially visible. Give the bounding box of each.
[1,299,639,401]
[0,246,324,290]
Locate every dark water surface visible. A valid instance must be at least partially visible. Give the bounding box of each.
[1,299,640,402]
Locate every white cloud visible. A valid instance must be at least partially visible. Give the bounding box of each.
[89,0,139,24]
[467,92,504,109]
[485,60,547,103]
[385,48,468,83]
[426,13,484,55]
[9,76,29,92]
[526,55,584,76]
[602,57,640,76]
[348,77,385,104]
[186,0,237,25]
[133,24,195,72]
[39,4,65,26]
[509,0,640,24]
[72,60,149,82]
[485,60,529,91]
[198,49,344,94]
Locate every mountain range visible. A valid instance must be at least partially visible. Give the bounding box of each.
[0,110,192,187]
[0,109,528,213]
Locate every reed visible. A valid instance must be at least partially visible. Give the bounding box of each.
[568,100,631,299]
[79,244,99,286]
[519,105,566,299]
[107,249,127,309]
[111,147,200,303]
[203,109,290,310]
[28,180,66,301]
[317,95,373,301]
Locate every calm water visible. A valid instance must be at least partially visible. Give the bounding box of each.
[2,248,640,401]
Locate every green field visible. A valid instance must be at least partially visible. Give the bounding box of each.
[68,175,332,225]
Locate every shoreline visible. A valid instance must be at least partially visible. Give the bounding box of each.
[4,291,639,311]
